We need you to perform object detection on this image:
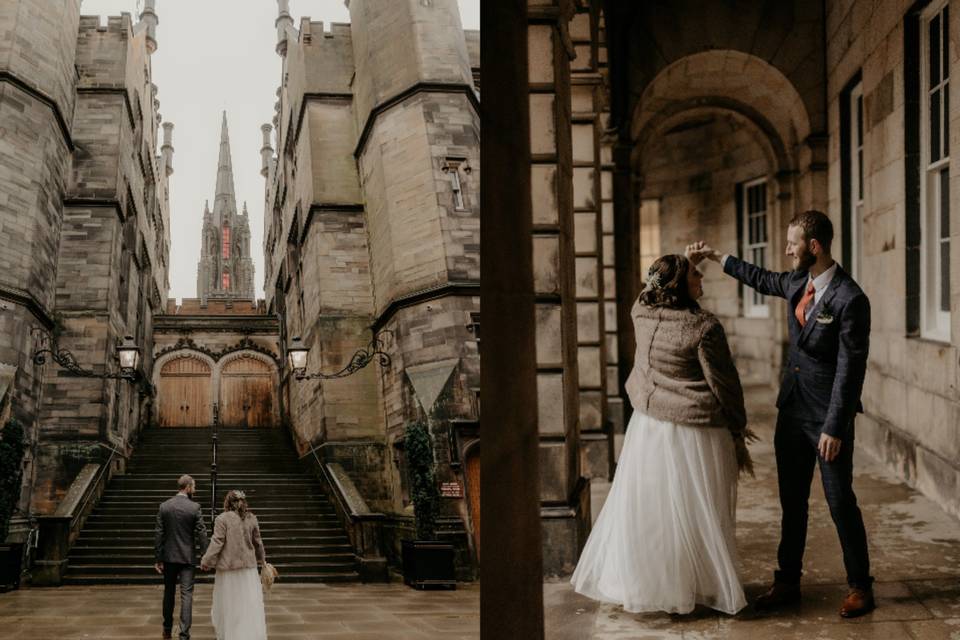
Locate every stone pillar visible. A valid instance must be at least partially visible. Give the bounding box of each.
[529,0,591,576]
[481,0,544,635]
[570,1,613,481]
[595,5,625,448]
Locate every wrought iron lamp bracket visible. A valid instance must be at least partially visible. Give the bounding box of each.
[32,331,140,382]
[293,329,393,381]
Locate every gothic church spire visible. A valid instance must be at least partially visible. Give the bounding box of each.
[213,111,238,226]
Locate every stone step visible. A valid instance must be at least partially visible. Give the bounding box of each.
[69,552,356,565]
[94,505,335,514]
[64,561,356,575]
[78,523,346,534]
[71,543,353,555]
[73,535,351,548]
[60,572,360,585]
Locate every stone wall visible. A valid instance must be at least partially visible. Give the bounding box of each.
[262,0,480,574]
[0,0,82,520]
[0,7,173,516]
[824,0,960,517]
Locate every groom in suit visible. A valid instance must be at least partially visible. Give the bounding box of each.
[155,474,208,640]
[690,209,874,618]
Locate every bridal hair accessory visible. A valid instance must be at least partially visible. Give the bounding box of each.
[645,269,662,290]
[234,490,246,500]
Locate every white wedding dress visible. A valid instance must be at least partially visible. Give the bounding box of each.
[211,567,268,639]
[571,410,747,615]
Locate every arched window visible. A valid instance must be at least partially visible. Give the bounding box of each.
[222,226,231,259]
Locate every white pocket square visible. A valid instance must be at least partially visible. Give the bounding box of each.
[815,313,834,324]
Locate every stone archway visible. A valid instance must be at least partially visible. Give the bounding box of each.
[217,351,278,427]
[626,50,815,385]
[155,352,215,427]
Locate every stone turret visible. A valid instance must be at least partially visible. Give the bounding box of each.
[276,0,295,56]
[260,124,273,178]
[346,0,472,128]
[161,122,174,176]
[138,0,158,54]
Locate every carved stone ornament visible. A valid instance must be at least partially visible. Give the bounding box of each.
[154,336,279,364]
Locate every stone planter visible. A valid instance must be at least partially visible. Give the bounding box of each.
[401,539,456,590]
[0,543,23,591]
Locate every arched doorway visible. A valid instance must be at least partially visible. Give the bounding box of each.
[219,354,275,427]
[157,355,213,427]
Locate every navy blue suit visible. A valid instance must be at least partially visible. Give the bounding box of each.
[724,255,873,590]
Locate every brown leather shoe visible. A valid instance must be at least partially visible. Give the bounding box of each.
[839,587,875,618]
[754,582,801,610]
[162,631,172,639]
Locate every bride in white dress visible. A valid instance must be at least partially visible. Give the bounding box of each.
[571,254,755,615]
[201,490,269,639]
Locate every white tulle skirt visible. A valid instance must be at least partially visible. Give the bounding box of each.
[211,567,267,640]
[571,411,746,615]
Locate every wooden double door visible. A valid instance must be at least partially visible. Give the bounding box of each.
[157,354,275,428]
[157,356,213,427]
[219,356,274,427]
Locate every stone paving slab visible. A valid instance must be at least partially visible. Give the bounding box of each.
[0,583,479,640]
[546,386,960,639]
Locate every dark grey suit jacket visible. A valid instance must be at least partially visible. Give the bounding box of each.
[154,494,208,565]
[723,256,870,438]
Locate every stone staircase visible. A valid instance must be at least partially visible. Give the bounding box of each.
[62,427,360,584]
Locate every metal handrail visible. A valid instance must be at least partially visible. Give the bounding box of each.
[71,443,123,530]
[210,403,219,527]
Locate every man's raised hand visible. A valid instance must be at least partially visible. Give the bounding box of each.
[685,241,718,265]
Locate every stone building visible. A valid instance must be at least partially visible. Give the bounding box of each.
[260,0,480,576]
[0,0,171,544]
[486,0,960,629]
[196,113,256,304]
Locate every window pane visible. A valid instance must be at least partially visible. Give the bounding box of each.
[944,6,950,80]
[760,211,767,242]
[945,83,950,157]
[931,13,941,88]
[857,149,864,199]
[941,167,951,238]
[932,88,942,162]
[856,95,863,143]
[941,240,951,312]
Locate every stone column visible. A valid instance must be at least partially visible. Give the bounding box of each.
[570,1,613,481]
[595,5,625,449]
[529,0,591,576]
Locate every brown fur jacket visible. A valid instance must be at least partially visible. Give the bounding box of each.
[201,510,266,571]
[625,300,749,446]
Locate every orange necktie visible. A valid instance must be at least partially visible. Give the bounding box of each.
[795,282,816,327]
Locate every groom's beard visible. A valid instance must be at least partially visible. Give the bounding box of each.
[794,248,816,271]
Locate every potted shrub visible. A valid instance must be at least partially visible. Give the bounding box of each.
[401,420,455,589]
[0,418,26,591]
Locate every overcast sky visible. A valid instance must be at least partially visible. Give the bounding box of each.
[79,0,479,301]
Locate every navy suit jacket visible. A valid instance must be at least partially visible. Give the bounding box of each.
[723,256,870,438]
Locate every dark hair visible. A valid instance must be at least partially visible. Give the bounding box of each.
[223,490,249,520]
[638,254,700,311]
[788,209,833,252]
